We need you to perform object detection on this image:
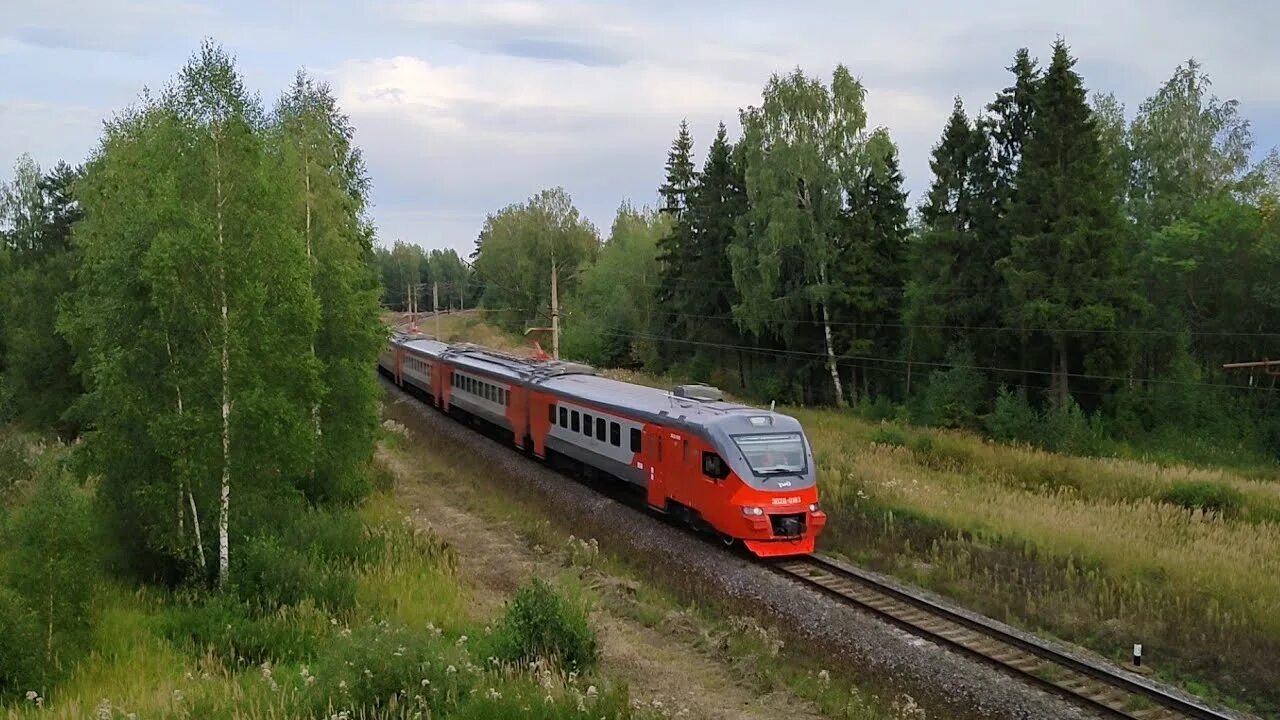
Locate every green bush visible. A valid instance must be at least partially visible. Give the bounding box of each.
[280,507,378,566]
[308,621,473,717]
[913,362,985,428]
[1161,481,1244,516]
[1042,398,1107,456]
[0,586,43,701]
[986,386,1040,444]
[868,425,908,447]
[3,467,100,686]
[488,577,599,672]
[233,534,357,613]
[155,594,327,666]
[855,395,900,422]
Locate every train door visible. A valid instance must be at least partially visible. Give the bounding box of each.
[643,426,668,511]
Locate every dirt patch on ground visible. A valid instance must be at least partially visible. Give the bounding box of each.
[379,442,824,720]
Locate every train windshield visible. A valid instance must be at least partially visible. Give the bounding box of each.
[733,433,807,475]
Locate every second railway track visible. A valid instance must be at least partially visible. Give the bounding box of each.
[773,555,1237,720]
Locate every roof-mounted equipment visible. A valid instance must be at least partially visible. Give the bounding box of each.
[673,383,724,402]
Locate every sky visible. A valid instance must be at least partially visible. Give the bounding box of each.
[2,1,1279,256]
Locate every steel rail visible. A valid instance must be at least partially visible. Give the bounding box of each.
[773,555,1241,720]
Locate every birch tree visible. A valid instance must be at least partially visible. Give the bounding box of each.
[732,65,870,406]
[275,71,385,504]
[68,43,320,587]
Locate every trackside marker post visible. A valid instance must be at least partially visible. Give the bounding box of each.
[1133,644,1142,667]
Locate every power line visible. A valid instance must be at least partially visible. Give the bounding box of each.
[585,327,1274,392]
[630,306,1280,340]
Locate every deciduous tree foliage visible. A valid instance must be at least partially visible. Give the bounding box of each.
[64,42,379,587]
[733,65,873,406]
[470,187,599,333]
[275,71,385,505]
[561,202,668,367]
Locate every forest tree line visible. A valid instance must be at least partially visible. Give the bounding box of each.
[467,41,1280,463]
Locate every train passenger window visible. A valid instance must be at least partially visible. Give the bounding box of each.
[610,422,620,447]
[500,389,507,405]
[582,413,593,437]
[559,407,567,427]
[596,418,605,441]
[548,404,556,424]
[571,411,580,432]
[702,452,729,480]
[630,428,641,453]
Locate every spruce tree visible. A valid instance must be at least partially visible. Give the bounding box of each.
[999,40,1136,407]
[657,119,697,218]
[654,120,698,363]
[680,123,747,354]
[832,130,909,401]
[904,98,1000,375]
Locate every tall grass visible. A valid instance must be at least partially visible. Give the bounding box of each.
[802,413,1280,713]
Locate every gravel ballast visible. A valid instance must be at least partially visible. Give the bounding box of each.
[382,382,1099,719]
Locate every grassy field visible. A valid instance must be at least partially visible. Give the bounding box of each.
[0,427,657,720]
[430,314,1279,717]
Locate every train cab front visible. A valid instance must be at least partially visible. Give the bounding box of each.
[708,414,826,557]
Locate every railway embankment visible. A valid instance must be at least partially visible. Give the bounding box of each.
[382,380,1101,719]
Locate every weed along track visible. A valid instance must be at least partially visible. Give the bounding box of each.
[772,555,1240,720]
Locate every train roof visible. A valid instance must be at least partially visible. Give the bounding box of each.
[390,333,803,436]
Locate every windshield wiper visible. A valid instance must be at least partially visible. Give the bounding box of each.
[755,466,803,475]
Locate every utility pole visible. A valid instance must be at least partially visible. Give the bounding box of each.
[550,252,560,360]
[433,281,440,338]
[406,282,413,329]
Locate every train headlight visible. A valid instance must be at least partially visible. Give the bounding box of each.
[808,503,820,513]
[741,506,765,517]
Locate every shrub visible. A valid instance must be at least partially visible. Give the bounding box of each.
[489,578,598,672]
[0,586,42,701]
[308,621,472,717]
[155,594,327,665]
[913,362,984,428]
[1161,481,1244,517]
[3,467,100,685]
[233,534,357,614]
[869,425,908,447]
[855,395,900,422]
[1042,398,1107,456]
[986,386,1040,444]
[280,507,377,566]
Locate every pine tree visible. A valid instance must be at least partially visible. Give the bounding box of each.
[999,40,1136,407]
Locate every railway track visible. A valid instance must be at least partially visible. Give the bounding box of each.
[772,555,1238,720]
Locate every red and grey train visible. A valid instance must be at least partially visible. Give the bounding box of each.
[378,334,825,557]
